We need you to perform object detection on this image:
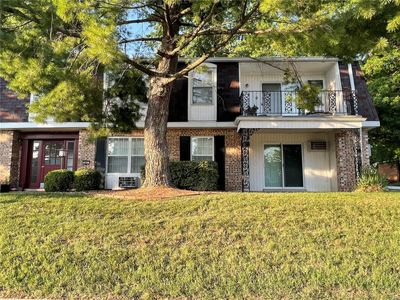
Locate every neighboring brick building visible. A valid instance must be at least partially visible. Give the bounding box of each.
[0,57,379,191]
[0,78,30,123]
[378,163,400,183]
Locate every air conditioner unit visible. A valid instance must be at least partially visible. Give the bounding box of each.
[308,140,328,151]
[118,177,139,188]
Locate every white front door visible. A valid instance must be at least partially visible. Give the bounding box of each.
[282,83,299,115]
[261,83,281,115]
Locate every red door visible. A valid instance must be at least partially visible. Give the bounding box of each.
[40,141,65,185]
[21,134,79,189]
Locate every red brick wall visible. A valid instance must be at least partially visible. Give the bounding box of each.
[0,130,21,188]
[378,163,399,183]
[167,128,242,191]
[107,128,242,191]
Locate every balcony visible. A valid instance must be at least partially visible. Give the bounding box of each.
[240,90,359,117]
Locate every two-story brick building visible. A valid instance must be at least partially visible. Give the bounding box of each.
[0,57,379,191]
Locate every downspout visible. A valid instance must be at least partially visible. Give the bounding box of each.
[347,63,355,91]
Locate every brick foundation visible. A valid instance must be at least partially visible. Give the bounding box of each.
[335,129,358,191]
[0,130,21,188]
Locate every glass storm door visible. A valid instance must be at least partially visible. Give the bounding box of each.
[282,145,303,187]
[264,145,283,187]
[40,141,64,185]
[262,83,281,115]
[28,141,41,188]
[264,144,303,188]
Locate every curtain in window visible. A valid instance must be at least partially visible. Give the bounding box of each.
[131,138,145,173]
[192,137,213,161]
[264,145,283,187]
[107,138,129,173]
[192,69,215,104]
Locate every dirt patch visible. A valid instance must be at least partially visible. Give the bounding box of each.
[93,187,213,200]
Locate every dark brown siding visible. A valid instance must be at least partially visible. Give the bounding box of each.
[339,62,379,121]
[168,62,240,122]
[215,62,240,121]
[0,78,30,122]
[168,62,188,122]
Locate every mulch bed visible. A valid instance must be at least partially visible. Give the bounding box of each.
[93,186,213,201]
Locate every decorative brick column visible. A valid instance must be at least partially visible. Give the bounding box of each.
[78,130,96,169]
[335,129,361,191]
[361,129,370,167]
[0,130,21,188]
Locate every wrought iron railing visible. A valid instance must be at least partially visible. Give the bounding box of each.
[240,90,359,116]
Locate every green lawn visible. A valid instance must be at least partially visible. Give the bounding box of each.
[1,192,400,299]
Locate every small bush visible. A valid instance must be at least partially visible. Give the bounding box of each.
[44,170,74,192]
[141,161,219,191]
[356,166,388,192]
[74,168,102,191]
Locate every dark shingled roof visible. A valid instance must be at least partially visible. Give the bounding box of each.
[0,77,30,123]
[339,62,379,122]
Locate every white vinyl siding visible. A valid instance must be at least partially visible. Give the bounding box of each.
[188,63,217,121]
[191,137,214,161]
[239,61,343,114]
[249,132,337,192]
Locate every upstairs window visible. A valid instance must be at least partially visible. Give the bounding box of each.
[191,137,214,161]
[190,65,216,105]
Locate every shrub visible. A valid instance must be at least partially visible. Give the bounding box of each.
[141,161,219,191]
[74,168,102,191]
[294,83,321,113]
[44,170,74,192]
[356,166,388,192]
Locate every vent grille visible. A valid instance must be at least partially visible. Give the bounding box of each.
[119,177,138,188]
[310,141,328,151]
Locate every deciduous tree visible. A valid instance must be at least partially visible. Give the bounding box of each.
[1,0,380,187]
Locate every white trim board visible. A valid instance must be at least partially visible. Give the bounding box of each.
[362,121,380,128]
[0,122,90,130]
[180,57,340,63]
[235,116,366,130]
[0,121,237,130]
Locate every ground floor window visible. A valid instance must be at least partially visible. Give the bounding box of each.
[264,144,303,188]
[107,137,144,174]
[191,137,214,161]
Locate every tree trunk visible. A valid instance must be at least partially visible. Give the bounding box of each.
[142,56,178,187]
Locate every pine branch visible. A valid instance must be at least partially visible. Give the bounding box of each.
[167,3,217,56]
[170,3,260,80]
[118,17,161,25]
[123,57,164,77]
[119,37,162,44]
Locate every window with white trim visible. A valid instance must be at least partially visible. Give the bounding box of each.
[130,138,145,173]
[191,137,214,161]
[107,137,145,174]
[190,66,216,105]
